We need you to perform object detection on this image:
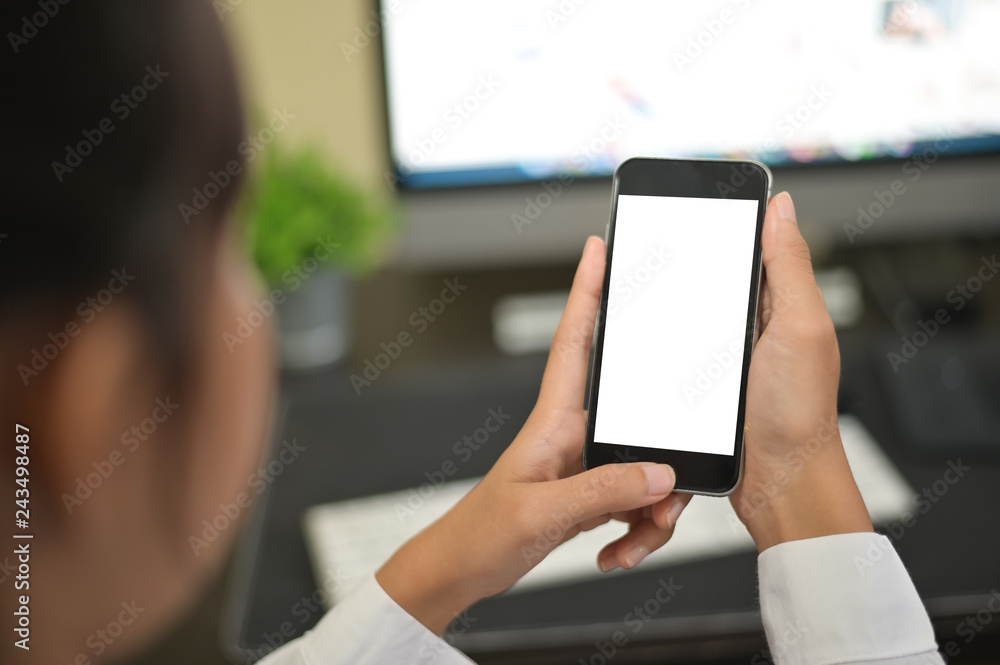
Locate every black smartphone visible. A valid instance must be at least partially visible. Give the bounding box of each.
[583,157,771,495]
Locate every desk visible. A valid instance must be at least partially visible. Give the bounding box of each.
[221,339,1000,663]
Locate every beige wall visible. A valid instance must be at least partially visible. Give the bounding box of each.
[225,0,388,191]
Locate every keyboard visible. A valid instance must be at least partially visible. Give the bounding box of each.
[302,415,913,607]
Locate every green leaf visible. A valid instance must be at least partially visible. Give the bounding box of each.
[242,140,396,286]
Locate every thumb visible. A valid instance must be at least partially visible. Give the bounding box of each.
[539,463,676,523]
[761,192,827,319]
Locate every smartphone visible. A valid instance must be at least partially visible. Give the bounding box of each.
[583,157,771,495]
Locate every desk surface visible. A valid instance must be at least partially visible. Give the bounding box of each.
[222,333,1000,663]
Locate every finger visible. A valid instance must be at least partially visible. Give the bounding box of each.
[757,273,772,332]
[536,236,606,412]
[651,492,693,531]
[560,432,587,477]
[608,508,642,525]
[597,517,673,572]
[577,514,611,532]
[608,506,648,526]
[539,462,675,524]
[598,494,693,571]
[761,192,827,322]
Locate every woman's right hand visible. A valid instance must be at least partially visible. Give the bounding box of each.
[377,236,689,636]
[729,192,873,552]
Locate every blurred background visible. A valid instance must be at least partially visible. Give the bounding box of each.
[129,1,1000,663]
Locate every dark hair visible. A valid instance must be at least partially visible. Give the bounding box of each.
[0,0,246,393]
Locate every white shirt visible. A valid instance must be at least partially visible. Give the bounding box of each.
[260,532,942,665]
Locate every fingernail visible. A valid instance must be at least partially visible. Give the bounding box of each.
[666,497,686,529]
[623,544,649,569]
[643,464,675,496]
[598,551,619,572]
[774,191,795,221]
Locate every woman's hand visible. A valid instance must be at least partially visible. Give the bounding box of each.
[377,236,691,634]
[730,192,872,552]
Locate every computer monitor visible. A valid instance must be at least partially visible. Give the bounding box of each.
[378,0,1000,268]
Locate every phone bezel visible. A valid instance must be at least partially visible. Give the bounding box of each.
[583,157,771,496]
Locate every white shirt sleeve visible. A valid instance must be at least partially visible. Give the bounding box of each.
[758,532,944,665]
[257,532,942,664]
[257,572,476,665]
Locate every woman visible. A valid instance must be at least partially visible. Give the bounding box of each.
[0,1,943,663]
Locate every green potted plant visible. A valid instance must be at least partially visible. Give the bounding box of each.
[244,142,394,369]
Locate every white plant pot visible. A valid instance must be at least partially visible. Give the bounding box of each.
[277,270,352,370]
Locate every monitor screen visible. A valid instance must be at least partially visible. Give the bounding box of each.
[380,0,1000,189]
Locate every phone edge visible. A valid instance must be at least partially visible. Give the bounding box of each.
[581,159,772,498]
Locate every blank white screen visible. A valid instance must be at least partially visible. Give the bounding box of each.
[593,195,759,456]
